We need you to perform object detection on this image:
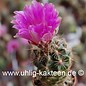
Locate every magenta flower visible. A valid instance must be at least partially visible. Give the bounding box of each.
[7,39,20,53]
[11,0,61,45]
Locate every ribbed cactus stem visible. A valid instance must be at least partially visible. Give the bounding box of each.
[32,36,72,86]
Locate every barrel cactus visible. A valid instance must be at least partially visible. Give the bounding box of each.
[11,0,73,86]
[32,36,72,86]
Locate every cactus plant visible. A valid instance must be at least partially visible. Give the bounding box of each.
[32,36,72,86]
[11,0,73,86]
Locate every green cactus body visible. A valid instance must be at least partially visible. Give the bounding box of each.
[32,36,72,86]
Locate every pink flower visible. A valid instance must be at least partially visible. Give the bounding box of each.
[0,24,7,37]
[7,39,19,53]
[11,0,61,45]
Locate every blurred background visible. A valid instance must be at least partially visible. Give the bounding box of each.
[0,0,86,86]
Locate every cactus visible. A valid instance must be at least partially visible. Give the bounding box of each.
[28,36,72,86]
[11,0,74,85]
